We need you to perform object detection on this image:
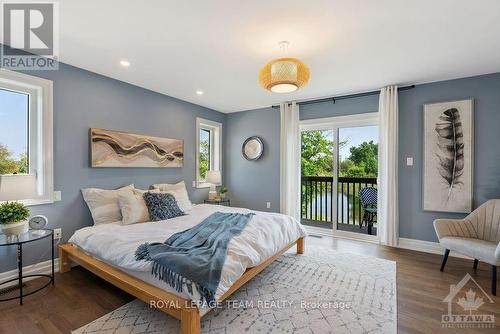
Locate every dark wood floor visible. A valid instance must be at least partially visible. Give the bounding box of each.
[0,236,498,333]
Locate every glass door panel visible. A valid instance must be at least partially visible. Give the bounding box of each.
[337,126,378,236]
[300,129,335,229]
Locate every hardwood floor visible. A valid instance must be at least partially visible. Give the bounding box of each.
[0,266,133,334]
[0,236,498,333]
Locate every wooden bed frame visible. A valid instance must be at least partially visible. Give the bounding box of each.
[59,237,304,334]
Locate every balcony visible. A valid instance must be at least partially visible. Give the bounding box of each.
[301,176,377,234]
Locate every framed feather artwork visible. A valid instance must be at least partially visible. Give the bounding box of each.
[423,99,473,213]
[90,128,184,168]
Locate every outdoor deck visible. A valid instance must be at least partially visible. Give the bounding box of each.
[301,176,377,235]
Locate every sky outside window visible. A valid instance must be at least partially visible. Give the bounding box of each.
[0,88,29,175]
[0,89,29,159]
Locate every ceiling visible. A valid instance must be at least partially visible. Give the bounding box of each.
[48,1,500,112]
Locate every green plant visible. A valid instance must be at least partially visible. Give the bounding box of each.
[0,201,30,225]
[218,186,228,194]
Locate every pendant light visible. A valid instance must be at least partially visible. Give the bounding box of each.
[259,41,310,93]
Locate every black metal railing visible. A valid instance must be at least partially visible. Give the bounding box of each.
[301,176,377,226]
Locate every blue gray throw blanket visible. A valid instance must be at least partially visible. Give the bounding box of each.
[135,212,254,303]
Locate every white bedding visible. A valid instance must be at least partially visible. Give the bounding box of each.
[69,204,306,307]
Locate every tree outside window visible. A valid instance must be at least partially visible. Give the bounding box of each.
[199,129,211,180]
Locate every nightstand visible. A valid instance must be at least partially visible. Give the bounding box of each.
[204,198,230,206]
[0,229,54,305]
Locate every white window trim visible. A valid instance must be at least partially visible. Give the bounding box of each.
[300,112,378,131]
[0,69,54,206]
[195,117,222,188]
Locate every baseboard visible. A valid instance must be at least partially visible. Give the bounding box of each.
[304,225,333,237]
[304,225,471,259]
[0,259,59,289]
[397,238,471,259]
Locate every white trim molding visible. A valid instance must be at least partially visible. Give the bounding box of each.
[300,112,378,131]
[304,226,471,259]
[398,237,472,259]
[304,225,333,237]
[195,117,222,189]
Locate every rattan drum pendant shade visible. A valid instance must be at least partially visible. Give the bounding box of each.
[259,57,310,93]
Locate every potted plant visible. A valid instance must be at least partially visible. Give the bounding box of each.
[218,186,228,199]
[0,201,30,236]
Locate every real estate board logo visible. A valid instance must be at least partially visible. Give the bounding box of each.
[1,1,59,70]
[442,273,495,329]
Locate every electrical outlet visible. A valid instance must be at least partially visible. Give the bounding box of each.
[406,157,414,166]
[266,202,271,209]
[54,228,62,239]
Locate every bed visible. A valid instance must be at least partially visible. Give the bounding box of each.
[59,204,306,334]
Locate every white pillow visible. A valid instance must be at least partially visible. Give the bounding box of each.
[118,188,158,225]
[81,184,134,225]
[150,181,193,212]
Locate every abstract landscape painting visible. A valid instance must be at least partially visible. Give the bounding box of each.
[423,99,473,213]
[90,128,183,168]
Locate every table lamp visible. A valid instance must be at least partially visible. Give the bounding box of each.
[206,170,221,200]
[0,174,37,201]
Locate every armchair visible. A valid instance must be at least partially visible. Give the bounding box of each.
[434,199,500,295]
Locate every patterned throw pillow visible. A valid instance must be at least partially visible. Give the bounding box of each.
[143,192,185,221]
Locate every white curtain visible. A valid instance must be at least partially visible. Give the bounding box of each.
[378,85,399,246]
[280,102,301,220]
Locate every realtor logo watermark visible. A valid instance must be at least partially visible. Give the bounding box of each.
[1,0,59,70]
[442,273,495,329]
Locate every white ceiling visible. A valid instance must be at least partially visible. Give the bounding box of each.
[56,1,500,112]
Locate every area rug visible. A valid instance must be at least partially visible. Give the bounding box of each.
[73,247,396,333]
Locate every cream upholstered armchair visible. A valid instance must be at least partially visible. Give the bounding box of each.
[434,199,500,296]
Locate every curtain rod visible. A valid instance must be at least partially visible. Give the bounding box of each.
[271,84,415,109]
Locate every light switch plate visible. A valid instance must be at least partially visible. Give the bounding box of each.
[406,157,414,166]
[54,191,62,201]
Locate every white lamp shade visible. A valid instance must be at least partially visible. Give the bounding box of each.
[206,170,221,184]
[0,174,37,201]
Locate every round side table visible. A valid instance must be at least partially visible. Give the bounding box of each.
[0,229,54,305]
[204,198,230,206]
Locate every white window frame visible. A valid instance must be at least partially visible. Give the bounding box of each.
[0,69,54,206]
[195,117,222,188]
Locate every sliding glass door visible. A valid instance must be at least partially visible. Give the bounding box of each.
[300,113,379,241]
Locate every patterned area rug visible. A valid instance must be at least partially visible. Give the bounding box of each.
[73,247,396,333]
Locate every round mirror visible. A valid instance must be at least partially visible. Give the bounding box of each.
[242,136,264,161]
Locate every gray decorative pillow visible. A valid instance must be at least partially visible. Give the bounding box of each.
[143,192,185,221]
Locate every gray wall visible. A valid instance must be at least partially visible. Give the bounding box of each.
[399,73,500,241]
[300,95,379,120]
[226,72,500,243]
[1,63,225,272]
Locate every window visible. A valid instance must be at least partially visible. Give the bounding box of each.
[0,70,53,205]
[196,118,222,187]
